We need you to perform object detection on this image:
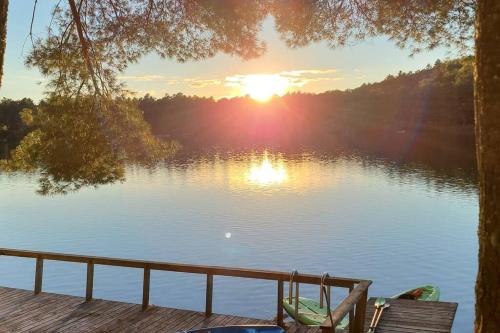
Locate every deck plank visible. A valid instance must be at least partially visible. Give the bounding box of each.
[0,287,456,333]
[363,298,457,333]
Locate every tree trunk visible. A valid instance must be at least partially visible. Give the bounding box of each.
[0,0,8,88]
[474,0,500,331]
[67,0,100,95]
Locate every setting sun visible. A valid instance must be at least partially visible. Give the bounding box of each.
[0,0,488,329]
[240,74,290,102]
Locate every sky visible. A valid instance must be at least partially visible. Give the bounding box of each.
[0,1,458,101]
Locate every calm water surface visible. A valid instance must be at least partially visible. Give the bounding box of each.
[0,151,477,332]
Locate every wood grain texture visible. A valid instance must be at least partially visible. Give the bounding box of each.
[0,287,296,333]
[474,1,500,331]
[142,267,151,311]
[85,262,94,302]
[362,298,457,333]
[34,257,43,295]
[205,274,213,316]
[0,247,372,332]
[0,287,457,333]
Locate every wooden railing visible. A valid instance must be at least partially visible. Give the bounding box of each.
[0,248,371,332]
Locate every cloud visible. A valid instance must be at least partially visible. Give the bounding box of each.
[118,68,346,97]
[119,74,222,89]
[118,75,165,81]
[225,68,342,90]
[164,77,222,88]
[139,90,161,97]
[280,69,337,77]
[183,78,222,88]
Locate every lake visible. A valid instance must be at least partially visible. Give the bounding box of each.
[0,150,478,332]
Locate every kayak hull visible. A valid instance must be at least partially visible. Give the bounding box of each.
[283,285,440,327]
[282,297,349,328]
[392,285,440,301]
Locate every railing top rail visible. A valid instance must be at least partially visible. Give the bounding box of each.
[0,248,368,288]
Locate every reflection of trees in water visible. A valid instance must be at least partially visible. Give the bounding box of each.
[1,96,178,195]
[0,0,266,194]
[0,93,476,195]
[0,133,478,195]
[0,1,476,195]
[357,156,477,195]
[167,147,477,194]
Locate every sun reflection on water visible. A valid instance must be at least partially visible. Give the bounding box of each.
[247,153,288,186]
[164,151,342,193]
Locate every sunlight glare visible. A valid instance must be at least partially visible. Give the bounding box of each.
[241,74,290,102]
[248,154,288,185]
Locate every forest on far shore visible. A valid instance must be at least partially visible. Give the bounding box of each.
[1,57,474,162]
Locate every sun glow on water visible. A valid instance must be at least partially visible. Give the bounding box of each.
[248,153,288,185]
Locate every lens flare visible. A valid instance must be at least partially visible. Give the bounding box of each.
[240,74,290,102]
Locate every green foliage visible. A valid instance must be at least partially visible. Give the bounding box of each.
[2,58,473,194]
[4,1,477,195]
[338,56,474,128]
[28,0,267,95]
[0,98,35,144]
[2,95,178,195]
[27,1,475,97]
[135,57,474,154]
[6,0,268,194]
[270,0,475,54]
[375,1,475,54]
[271,0,377,48]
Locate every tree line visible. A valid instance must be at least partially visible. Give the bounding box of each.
[1,57,477,184]
[1,57,475,157]
[1,1,498,328]
[139,57,475,155]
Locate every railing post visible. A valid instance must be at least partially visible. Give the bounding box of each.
[276,279,284,327]
[86,261,94,302]
[34,257,43,294]
[294,278,299,319]
[205,274,213,316]
[353,289,368,333]
[142,266,150,311]
[349,284,354,333]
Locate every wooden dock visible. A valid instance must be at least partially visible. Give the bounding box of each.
[364,297,457,333]
[0,248,457,333]
[0,287,314,333]
[0,287,458,333]
[0,248,371,333]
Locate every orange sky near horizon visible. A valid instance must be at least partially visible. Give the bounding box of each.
[0,1,459,102]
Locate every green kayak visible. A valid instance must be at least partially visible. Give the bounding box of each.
[283,285,439,327]
[282,297,349,328]
[392,285,440,301]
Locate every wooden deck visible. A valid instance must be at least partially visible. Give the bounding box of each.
[364,298,458,333]
[0,249,457,333]
[0,248,372,332]
[0,287,317,333]
[0,287,457,333]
